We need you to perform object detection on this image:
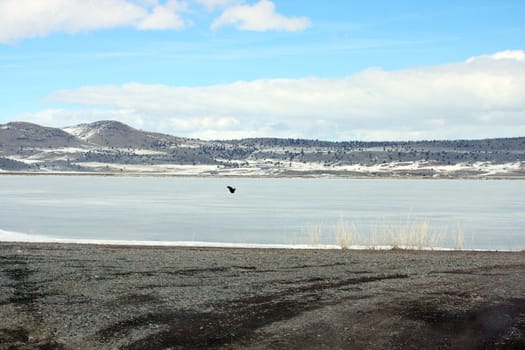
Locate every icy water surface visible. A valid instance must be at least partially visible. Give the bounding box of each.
[1,176,524,250]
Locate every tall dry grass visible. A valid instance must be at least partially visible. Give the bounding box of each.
[385,218,443,250]
[453,225,465,250]
[305,216,466,250]
[335,217,355,249]
[307,224,322,246]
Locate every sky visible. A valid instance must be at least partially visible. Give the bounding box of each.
[1,0,524,141]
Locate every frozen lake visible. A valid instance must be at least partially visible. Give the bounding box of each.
[1,176,524,250]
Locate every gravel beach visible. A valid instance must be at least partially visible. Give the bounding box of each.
[1,242,524,349]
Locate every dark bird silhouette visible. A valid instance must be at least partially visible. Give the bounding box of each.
[226,186,236,194]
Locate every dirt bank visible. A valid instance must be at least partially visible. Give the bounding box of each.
[1,243,524,349]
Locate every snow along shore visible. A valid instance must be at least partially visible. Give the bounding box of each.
[0,228,486,252]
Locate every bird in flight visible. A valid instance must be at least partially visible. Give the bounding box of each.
[226,186,236,194]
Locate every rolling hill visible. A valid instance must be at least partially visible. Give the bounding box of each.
[0,120,524,178]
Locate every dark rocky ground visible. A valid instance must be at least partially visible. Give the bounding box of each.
[1,243,524,349]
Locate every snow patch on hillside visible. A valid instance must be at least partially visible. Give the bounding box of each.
[63,125,100,140]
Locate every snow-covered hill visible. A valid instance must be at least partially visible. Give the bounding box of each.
[1,120,524,178]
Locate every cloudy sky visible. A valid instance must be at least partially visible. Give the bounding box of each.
[1,0,524,141]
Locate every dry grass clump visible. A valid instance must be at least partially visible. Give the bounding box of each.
[307,224,322,246]
[335,217,356,249]
[453,226,465,250]
[385,219,443,250]
[305,217,467,250]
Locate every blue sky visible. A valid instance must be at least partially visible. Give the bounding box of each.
[1,0,524,140]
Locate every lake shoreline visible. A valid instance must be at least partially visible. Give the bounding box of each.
[0,232,522,252]
[2,171,525,180]
[1,242,524,349]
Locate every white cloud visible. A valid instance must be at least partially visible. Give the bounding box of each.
[137,1,188,30]
[169,116,240,131]
[0,0,188,43]
[0,0,311,42]
[195,0,243,11]
[32,50,525,141]
[211,0,310,31]
[17,108,145,131]
[467,50,525,63]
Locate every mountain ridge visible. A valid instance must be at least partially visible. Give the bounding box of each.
[1,120,524,177]
[62,120,188,149]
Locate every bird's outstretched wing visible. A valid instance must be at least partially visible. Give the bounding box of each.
[226,186,236,193]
